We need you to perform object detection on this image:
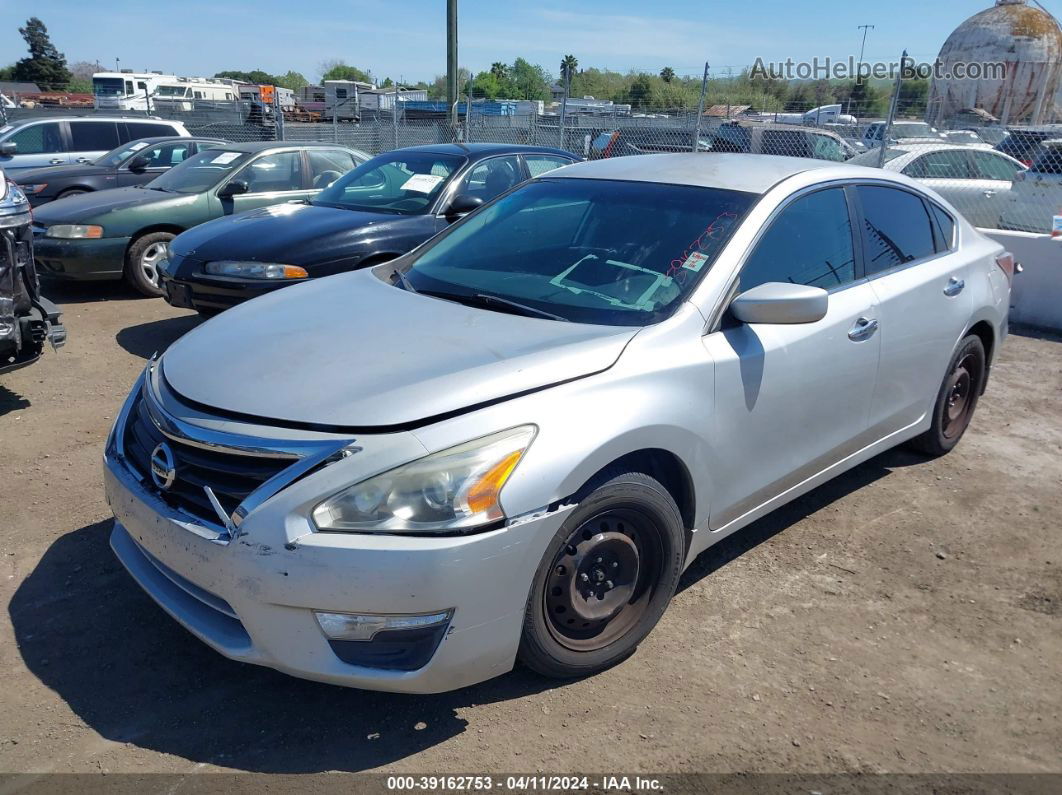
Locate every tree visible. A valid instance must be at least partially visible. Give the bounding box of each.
[319,60,373,84]
[274,70,308,91]
[626,74,654,110]
[12,17,72,90]
[510,58,551,101]
[215,69,277,85]
[660,66,675,83]
[560,54,578,90]
[490,62,508,81]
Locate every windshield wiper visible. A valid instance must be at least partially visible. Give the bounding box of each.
[468,293,568,322]
[391,267,417,293]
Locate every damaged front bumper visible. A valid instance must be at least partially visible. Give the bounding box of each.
[102,369,566,693]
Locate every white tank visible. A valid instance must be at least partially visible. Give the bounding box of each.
[927,0,1062,126]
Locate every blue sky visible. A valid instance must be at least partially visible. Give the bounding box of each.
[1,0,1059,83]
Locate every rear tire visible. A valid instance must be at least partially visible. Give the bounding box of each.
[518,470,684,679]
[124,232,175,297]
[909,334,986,457]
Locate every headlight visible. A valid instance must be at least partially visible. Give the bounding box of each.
[21,183,47,194]
[46,224,103,239]
[204,260,309,279]
[312,425,536,534]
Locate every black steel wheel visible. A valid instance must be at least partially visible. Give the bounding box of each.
[519,469,684,679]
[910,334,987,456]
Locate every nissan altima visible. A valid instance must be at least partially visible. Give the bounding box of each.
[103,153,1013,692]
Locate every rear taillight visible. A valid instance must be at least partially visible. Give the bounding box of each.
[1020,159,1033,167]
[995,252,1016,284]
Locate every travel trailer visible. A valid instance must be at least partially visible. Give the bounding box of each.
[92,71,176,111]
[152,78,239,111]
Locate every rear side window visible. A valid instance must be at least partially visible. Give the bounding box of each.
[1030,147,1062,175]
[761,129,810,158]
[70,121,120,151]
[525,155,573,177]
[930,204,956,251]
[739,187,856,292]
[7,122,65,154]
[970,151,1023,181]
[126,121,180,139]
[856,185,936,273]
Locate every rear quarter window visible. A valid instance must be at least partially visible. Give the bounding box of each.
[856,185,937,274]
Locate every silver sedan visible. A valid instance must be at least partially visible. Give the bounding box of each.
[103,153,1013,691]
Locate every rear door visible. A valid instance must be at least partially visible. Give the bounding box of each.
[900,149,990,225]
[68,120,121,164]
[856,184,972,437]
[966,149,1026,228]
[703,185,882,529]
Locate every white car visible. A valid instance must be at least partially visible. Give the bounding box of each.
[863,121,945,149]
[848,144,1026,228]
[999,140,1062,234]
[941,130,993,149]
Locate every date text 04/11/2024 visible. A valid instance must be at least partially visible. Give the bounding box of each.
[385,775,664,791]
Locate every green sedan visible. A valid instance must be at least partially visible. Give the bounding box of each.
[31,141,369,295]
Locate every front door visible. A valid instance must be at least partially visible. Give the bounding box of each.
[703,186,881,530]
[224,150,313,214]
[0,122,68,172]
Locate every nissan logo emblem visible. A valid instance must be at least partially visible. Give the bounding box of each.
[149,442,177,490]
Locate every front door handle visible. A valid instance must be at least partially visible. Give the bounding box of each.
[75,157,92,164]
[982,190,995,197]
[943,277,965,297]
[848,316,879,341]
[49,158,64,165]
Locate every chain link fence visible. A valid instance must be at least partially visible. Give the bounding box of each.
[4,89,1060,235]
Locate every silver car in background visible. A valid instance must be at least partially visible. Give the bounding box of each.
[103,154,1013,693]
[848,143,1026,228]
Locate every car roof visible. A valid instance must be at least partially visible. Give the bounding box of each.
[202,140,360,153]
[3,115,185,126]
[388,143,575,159]
[547,153,837,194]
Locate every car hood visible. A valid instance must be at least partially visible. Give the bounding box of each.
[31,186,184,224]
[172,203,415,265]
[162,268,637,429]
[15,164,111,183]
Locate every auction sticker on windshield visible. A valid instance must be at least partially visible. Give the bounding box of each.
[401,174,444,193]
[211,152,241,165]
[682,251,709,272]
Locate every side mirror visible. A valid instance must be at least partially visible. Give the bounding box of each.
[127,155,149,172]
[730,282,828,325]
[446,193,483,217]
[0,142,16,156]
[218,179,249,198]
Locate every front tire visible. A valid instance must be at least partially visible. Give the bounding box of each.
[124,232,175,297]
[518,470,684,679]
[909,334,986,457]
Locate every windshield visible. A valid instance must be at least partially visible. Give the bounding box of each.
[92,77,125,97]
[313,151,464,214]
[892,123,940,139]
[95,139,155,168]
[402,178,755,326]
[146,149,249,194]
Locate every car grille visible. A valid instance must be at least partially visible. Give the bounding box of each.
[121,392,295,525]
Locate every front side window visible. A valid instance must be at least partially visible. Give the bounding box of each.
[856,185,936,274]
[147,149,250,194]
[313,151,464,215]
[761,129,810,158]
[7,123,64,154]
[70,121,120,151]
[903,150,971,179]
[404,178,754,326]
[739,188,855,292]
[239,151,304,193]
[810,134,845,162]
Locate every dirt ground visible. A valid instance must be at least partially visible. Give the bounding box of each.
[0,282,1060,778]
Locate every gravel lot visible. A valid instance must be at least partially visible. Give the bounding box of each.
[1,283,1060,777]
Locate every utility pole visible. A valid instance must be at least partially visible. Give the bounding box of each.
[848,24,874,117]
[879,49,906,169]
[446,0,458,126]
[693,61,709,152]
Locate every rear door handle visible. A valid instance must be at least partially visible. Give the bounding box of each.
[75,157,92,164]
[49,158,64,165]
[982,189,995,197]
[943,277,965,297]
[848,317,879,341]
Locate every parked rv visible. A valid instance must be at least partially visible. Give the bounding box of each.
[92,71,177,111]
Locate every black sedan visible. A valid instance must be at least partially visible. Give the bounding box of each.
[160,143,578,315]
[14,136,225,207]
